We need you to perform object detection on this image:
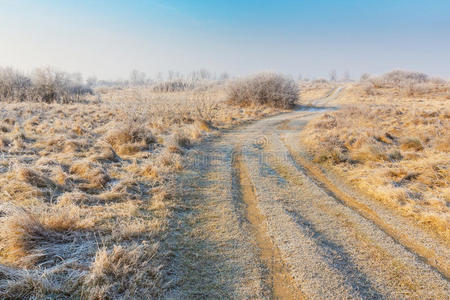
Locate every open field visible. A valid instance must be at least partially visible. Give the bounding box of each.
[300,73,449,240]
[0,70,449,298]
[0,78,285,298]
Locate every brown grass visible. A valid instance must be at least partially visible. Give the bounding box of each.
[82,244,161,299]
[0,204,89,268]
[0,82,286,297]
[298,79,336,103]
[300,77,449,239]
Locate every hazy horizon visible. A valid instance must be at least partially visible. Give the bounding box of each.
[1,0,449,80]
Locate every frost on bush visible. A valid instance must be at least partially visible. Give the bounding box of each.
[227,73,299,109]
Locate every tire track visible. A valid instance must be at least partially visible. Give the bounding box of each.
[259,136,448,297]
[232,145,305,299]
[169,88,449,298]
[282,138,450,280]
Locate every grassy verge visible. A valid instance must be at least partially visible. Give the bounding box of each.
[300,76,449,240]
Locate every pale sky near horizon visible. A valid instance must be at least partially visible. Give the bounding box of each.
[0,0,449,80]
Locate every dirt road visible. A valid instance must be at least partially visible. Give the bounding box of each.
[166,89,450,299]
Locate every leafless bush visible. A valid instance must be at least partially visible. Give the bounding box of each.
[360,73,371,81]
[381,70,428,85]
[152,80,196,92]
[369,70,430,89]
[362,70,448,96]
[227,73,299,108]
[404,82,437,96]
[30,68,92,103]
[312,78,328,84]
[0,67,92,103]
[0,67,31,102]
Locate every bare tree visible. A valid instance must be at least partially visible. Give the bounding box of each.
[219,72,230,81]
[329,70,337,82]
[86,76,98,87]
[0,67,31,101]
[360,73,371,81]
[130,70,146,86]
[343,71,350,81]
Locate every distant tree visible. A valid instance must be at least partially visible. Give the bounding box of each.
[199,69,211,80]
[130,69,146,85]
[343,71,351,81]
[329,70,337,82]
[219,72,230,80]
[86,76,98,87]
[360,73,371,81]
[167,70,175,81]
[155,72,164,82]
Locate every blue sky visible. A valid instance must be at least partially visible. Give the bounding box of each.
[0,0,449,79]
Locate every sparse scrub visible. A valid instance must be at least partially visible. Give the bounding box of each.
[0,67,92,103]
[380,70,429,85]
[300,82,450,239]
[227,73,299,108]
[152,79,196,92]
[0,77,286,298]
[0,67,31,102]
[357,70,449,97]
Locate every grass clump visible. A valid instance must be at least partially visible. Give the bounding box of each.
[83,243,161,299]
[0,204,87,268]
[227,73,299,108]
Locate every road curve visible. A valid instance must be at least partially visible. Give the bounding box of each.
[166,90,449,299]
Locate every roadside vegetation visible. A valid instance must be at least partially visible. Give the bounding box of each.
[227,73,299,108]
[0,67,93,103]
[300,70,449,239]
[0,68,294,298]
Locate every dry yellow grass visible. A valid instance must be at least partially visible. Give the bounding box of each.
[300,78,449,240]
[299,79,336,103]
[0,83,285,298]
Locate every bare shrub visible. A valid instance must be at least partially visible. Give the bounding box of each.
[381,70,428,85]
[0,67,31,101]
[360,73,371,81]
[369,70,430,89]
[361,70,449,97]
[152,80,196,92]
[227,73,299,108]
[0,67,92,103]
[30,68,91,103]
